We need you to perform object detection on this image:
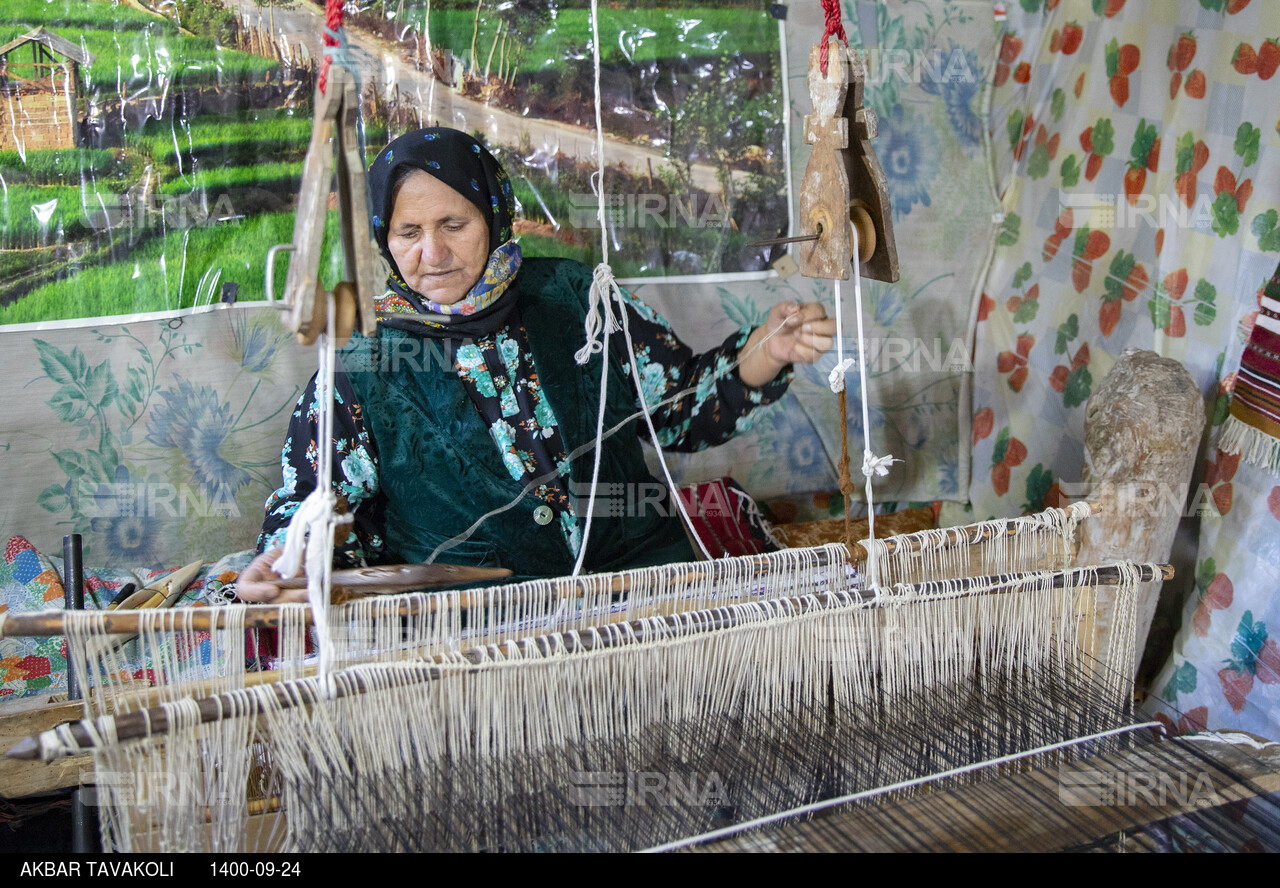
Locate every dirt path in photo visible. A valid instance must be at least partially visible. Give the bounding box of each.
[256,2,744,194]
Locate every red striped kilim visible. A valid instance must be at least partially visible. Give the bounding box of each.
[1221,266,1280,474]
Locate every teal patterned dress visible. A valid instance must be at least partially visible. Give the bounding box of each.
[259,281,790,566]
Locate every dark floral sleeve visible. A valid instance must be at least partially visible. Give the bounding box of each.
[610,289,792,453]
[257,369,389,567]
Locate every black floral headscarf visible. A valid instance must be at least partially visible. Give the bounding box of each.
[370,128,516,267]
[368,128,521,337]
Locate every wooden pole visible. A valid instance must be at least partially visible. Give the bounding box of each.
[61,534,94,853]
[1074,350,1204,678]
[5,562,1172,761]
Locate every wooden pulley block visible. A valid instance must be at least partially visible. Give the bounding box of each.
[273,64,379,344]
[798,39,899,283]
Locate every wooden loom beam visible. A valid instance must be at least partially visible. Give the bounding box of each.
[0,503,1108,639]
[6,562,1171,762]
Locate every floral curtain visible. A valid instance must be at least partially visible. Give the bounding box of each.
[0,307,314,568]
[646,0,999,511]
[970,0,1280,738]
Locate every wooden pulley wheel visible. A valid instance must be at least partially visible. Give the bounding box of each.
[850,201,876,264]
[333,281,357,347]
[294,282,359,346]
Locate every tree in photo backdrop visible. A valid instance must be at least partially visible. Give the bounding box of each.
[0,0,788,327]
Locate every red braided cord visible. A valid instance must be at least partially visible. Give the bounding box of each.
[818,0,848,76]
[317,0,344,94]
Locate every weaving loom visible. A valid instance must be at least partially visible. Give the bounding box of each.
[11,505,1278,853]
[7,1,1280,855]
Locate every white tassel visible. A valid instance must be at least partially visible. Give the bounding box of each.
[574,263,621,365]
[828,358,856,393]
[862,451,899,478]
[1216,414,1280,476]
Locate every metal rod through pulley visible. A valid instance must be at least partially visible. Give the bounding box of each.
[748,233,823,248]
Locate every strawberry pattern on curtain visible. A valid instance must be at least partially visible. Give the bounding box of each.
[969,0,1280,739]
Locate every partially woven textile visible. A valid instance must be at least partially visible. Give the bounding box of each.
[1220,264,1280,475]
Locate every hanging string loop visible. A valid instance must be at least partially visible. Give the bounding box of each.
[818,0,849,75]
[317,0,344,95]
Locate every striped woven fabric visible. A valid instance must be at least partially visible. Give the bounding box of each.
[1220,265,1280,475]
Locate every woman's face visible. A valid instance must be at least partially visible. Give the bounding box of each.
[386,169,490,305]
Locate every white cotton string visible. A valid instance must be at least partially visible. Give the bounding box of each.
[729,486,787,551]
[274,490,326,581]
[307,311,340,692]
[574,0,615,367]
[638,720,1161,853]
[614,295,715,561]
[570,0,619,571]
[274,294,344,690]
[827,278,855,393]
[571,0,710,566]
[588,0,608,268]
[848,221,896,585]
[572,270,619,576]
[67,553,1132,850]
[574,265,620,365]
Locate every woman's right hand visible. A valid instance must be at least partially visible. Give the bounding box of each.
[236,547,309,603]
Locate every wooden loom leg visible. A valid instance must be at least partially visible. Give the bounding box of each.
[1073,350,1203,680]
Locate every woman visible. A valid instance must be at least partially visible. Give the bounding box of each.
[238,128,837,601]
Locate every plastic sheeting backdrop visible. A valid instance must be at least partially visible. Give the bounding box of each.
[0,0,788,327]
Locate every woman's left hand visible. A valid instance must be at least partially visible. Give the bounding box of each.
[737,301,839,387]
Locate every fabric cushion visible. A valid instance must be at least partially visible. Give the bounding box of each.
[0,539,255,706]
